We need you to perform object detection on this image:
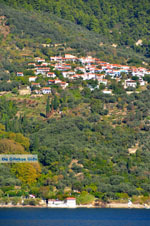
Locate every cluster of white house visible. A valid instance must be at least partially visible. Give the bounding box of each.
[28,194,76,208]
[17,54,150,94]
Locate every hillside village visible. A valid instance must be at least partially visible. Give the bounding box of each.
[2,54,150,208]
[2,1,150,211]
[15,54,150,96]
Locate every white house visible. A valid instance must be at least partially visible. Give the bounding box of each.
[62,71,75,78]
[48,197,76,208]
[95,74,105,81]
[79,56,95,64]
[54,79,62,84]
[70,74,83,80]
[125,80,137,88]
[35,68,50,75]
[64,54,77,62]
[102,90,112,94]
[35,57,45,63]
[60,82,68,89]
[17,72,24,77]
[132,71,144,78]
[48,80,55,85]
[50,56,63,62]
[48,200,64,206]
[81,73,95,80]
[54,64,71,71]
[47,72,56,78]
[138,67,147,73]
[29,76,37,82]
[99,79,108,86]
[41,87,51,94]
[47,79,68,89]
[65,197,76,208]
[139,79,146,86]
[29,194,35,199]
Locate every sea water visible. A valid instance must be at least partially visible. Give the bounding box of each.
[0,208,150,226]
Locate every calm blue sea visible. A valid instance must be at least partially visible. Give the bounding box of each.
[0,208,150,226]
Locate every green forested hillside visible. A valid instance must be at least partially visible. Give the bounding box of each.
[1,0,150,58]
[1,1,150,205]
[1,86,150,202]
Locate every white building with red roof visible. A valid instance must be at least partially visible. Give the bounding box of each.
[64,54,78,62]
[65,197,76,207]
[17,72,24,77]
[60,81,68,89]
[35,67,50,75]
[79,56,96,64]
[41,87,51,94]
[125,80,137,88]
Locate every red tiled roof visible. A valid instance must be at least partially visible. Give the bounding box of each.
[66,197,76,200]
[42,87,51,90]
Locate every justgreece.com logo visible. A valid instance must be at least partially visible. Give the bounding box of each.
[0,154,38,163]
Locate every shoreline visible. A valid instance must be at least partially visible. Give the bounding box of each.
[0,203,149,209]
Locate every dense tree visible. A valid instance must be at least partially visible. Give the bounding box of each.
[1,0,150,58]
[11,162,41,185]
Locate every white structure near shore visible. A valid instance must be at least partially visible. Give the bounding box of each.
[48,197,76,208]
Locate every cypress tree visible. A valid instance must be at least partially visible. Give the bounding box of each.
[53,95,59,110]
[46,95,50,117]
